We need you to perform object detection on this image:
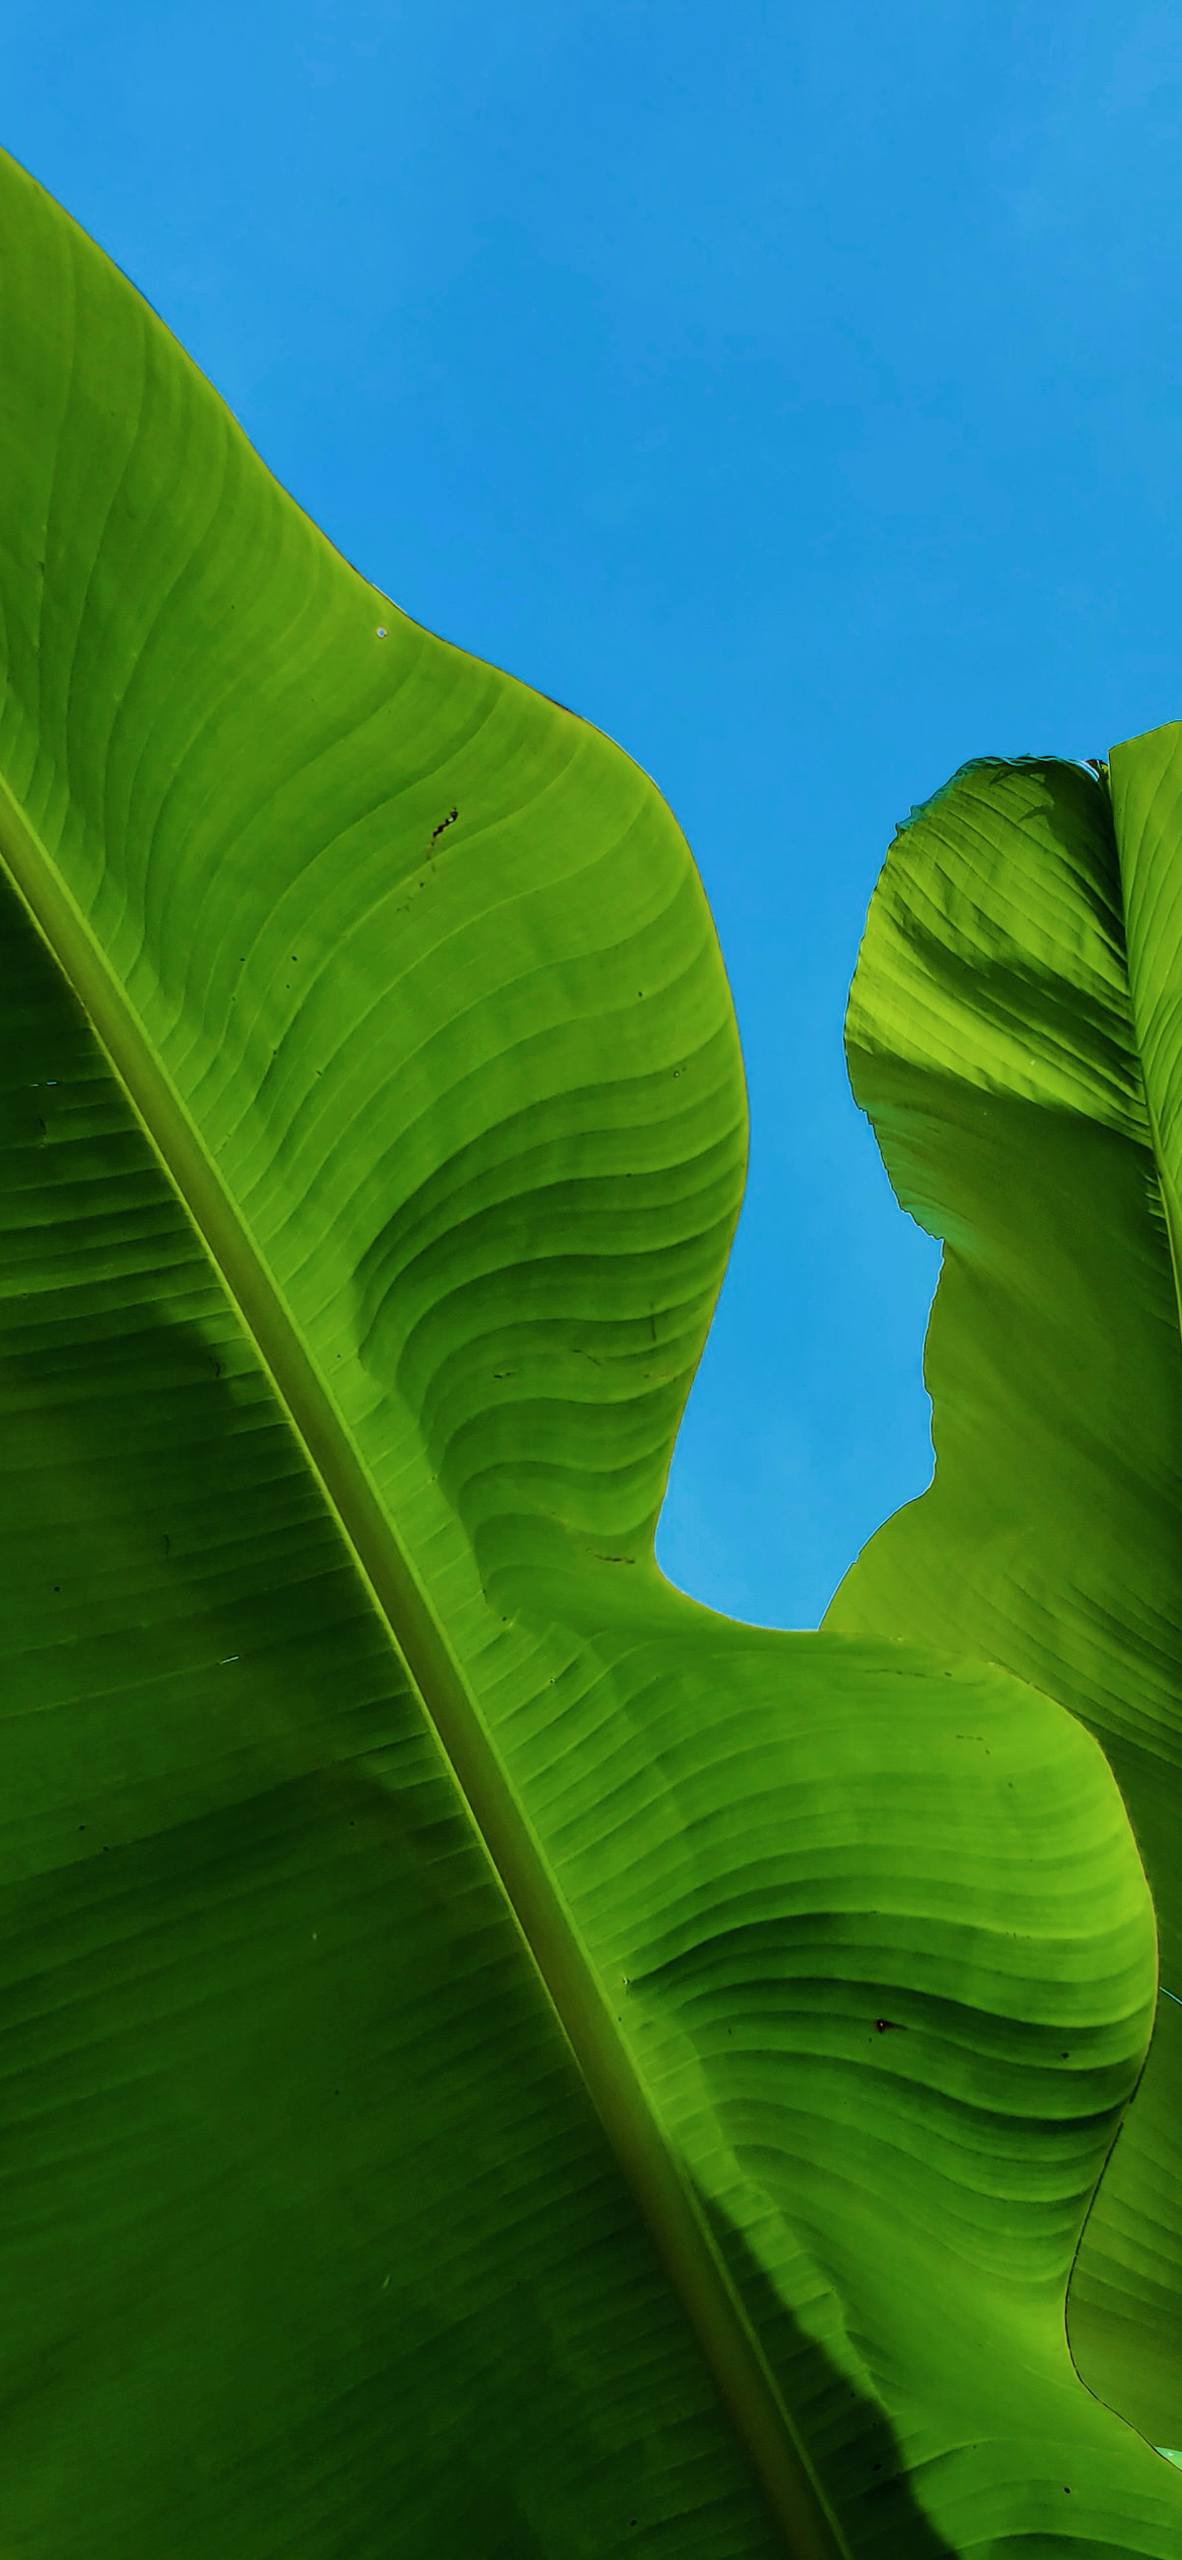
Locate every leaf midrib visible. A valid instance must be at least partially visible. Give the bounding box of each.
[0,766,844,2560]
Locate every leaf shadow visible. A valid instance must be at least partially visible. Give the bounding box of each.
[698,2194,955,2558]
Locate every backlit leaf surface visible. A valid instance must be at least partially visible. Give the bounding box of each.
[0,156,1178,2554]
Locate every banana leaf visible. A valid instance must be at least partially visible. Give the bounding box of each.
[0,151,1178,2555]
[827,745,1182,2451]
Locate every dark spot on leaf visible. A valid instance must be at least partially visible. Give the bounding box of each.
[874,2018,904,2033]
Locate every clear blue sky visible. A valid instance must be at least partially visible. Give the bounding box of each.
[8,5,1179,1628]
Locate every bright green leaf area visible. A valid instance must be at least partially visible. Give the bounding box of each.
[827,748,1182,2455]
[0,151,1178,2557]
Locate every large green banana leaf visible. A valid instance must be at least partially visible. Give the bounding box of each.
[827,746,1182,2452]
[1,150,1179,2557]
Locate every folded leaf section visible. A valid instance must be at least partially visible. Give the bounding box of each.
[827,752,1182,2446]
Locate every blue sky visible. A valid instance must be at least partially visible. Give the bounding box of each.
[8,4,1180,1627]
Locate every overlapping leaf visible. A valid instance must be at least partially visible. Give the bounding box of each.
[827,746,1182,2449]
[0,152,1178,2554]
